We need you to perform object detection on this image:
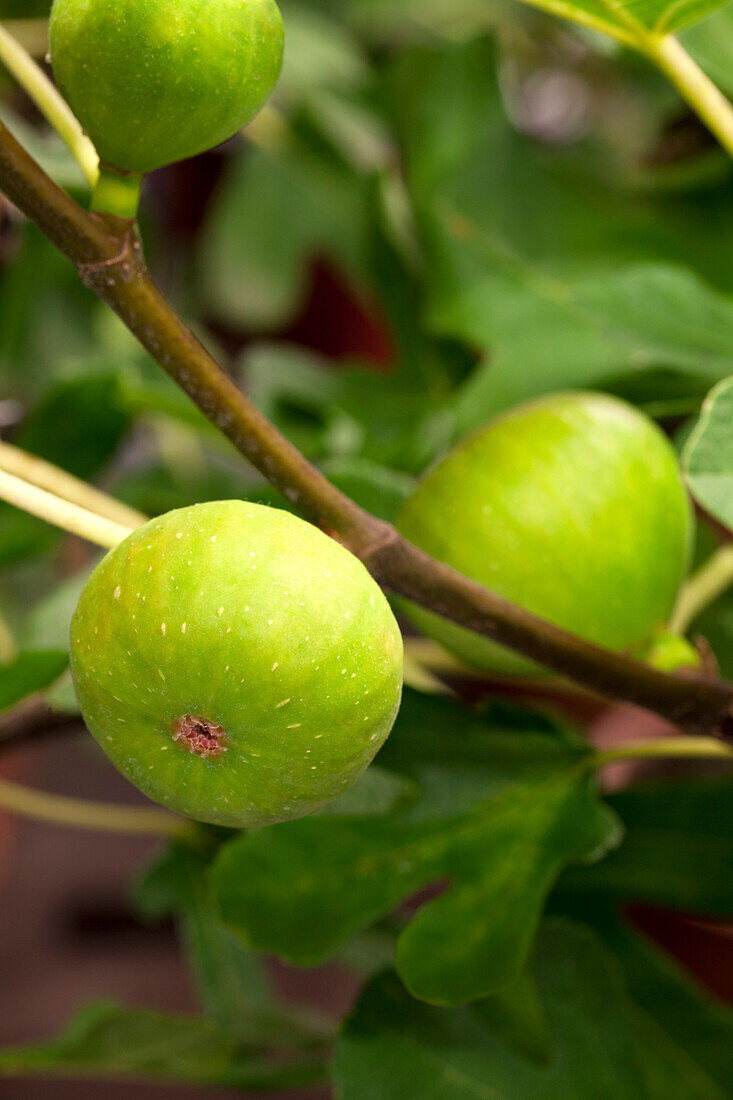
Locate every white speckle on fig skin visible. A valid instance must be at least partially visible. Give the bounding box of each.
[70,500,403,828]
[114,586,121,599]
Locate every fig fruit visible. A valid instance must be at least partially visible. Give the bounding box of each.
[70,501,403,827]
[397,391,693,675]
[49,0,284,174]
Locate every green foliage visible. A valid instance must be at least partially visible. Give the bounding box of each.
[212,691,620,1005]
[511,0,731,44]
[0,375,128,567]
[0,649,68,714]
[381,36,733,430]
[0,0,50,16]
[684,4,733,94]
[559,777,733,916]
[241,342,445,473]
[135,842,333,1048]
[135,844,277,1038]
[692,585,733,677]
[0,1001,325,1091]
[202,141,368,332]
[683,376,733,530]
[1,2,733,1096]
[596,916,733,1094]
[334,919,732,1099]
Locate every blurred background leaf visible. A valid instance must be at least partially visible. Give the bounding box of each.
[0,1001,325,1091]
[683,376,733,529]
[558,777,733,916]
[0,648,67,714]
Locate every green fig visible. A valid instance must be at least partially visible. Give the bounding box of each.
[49,0,284,174]
[70,501,403,827]
[397,392,693,676]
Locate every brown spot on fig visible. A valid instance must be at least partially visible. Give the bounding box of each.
[172,715,228,758]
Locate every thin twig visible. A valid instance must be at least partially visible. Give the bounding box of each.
[670,542,733,635]
[0,467,133,548]
[595,735,733,767]
[0,440,146,529]
[1,118,732,740]
[0,772,188,835]
[644,35,733,162]
[0,22,99,186]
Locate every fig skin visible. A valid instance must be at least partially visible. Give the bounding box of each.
[397,391,693,676]
[49,0,284,173]
[70,501,403,827]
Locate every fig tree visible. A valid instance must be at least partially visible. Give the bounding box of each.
[397,391,693,675]
[70,501,403,827]
[49,0,284,175]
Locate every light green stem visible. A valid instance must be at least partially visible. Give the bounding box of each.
[595,735,733,767]
[644,34,733,161]
[669,543,733,635]
[91,162,143,219]
[0,440,146,529]
[0,605,17,664]
[0,467,133,549]
[0,774,188,836]
[0,22,98,187]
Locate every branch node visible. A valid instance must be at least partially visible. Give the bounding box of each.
[355,524,402,569]
[76,224,143,291]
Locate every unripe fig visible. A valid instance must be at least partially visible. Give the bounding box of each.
[397,392,693,675]
[49,0,284,174]
[70,501,403,827]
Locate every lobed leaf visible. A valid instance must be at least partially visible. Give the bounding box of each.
[333,919,730,1099]
[212,691,620,1005]
[509,0,732,46]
